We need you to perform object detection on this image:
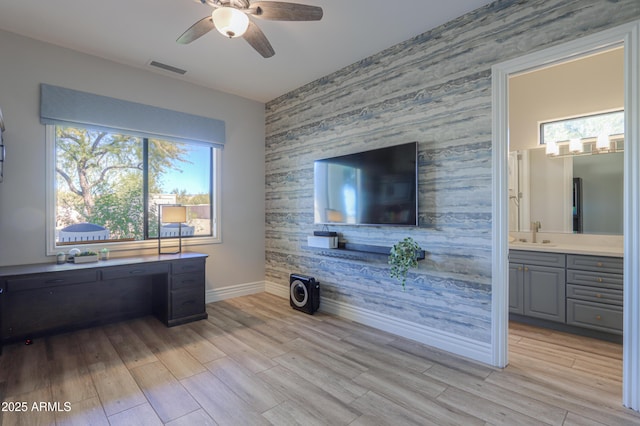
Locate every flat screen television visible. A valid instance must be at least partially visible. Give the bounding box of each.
[314,142,418,226]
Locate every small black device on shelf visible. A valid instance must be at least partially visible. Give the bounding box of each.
[289,273,320,314]
[313,231,337,237]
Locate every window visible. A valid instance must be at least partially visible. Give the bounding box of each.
[540,110,624,145]
[47,124,221,253]
[539,110,624,157]
[41,84,225,255]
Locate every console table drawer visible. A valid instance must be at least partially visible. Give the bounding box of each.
[567,285,623,306]
[0,253,208,350]
[6,270,98,291]
[171,289,205,319]
[566,270,623,289]
[173,259,205,275]
[567,299,622,334]
[172,272,203,290]
[566,255,623,274]
[101,263,170,280]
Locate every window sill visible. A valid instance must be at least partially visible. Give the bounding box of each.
[48,236,221,256]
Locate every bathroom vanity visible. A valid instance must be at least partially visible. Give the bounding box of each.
[509,242,623,341]
[0,253,208,355]
[509,250,566,323]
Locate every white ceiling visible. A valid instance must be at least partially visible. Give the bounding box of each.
[0,0,495,103]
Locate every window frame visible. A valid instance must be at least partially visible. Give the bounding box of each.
[45,125,222,255]
[539,109,625,146]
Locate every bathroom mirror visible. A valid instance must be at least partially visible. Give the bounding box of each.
[509,147,623,235]
[508,47,624,236]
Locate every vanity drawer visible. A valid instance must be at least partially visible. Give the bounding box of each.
[171,272,203,290]
[101,263,169,280]
[508,250,565,268]
[172,259,205,275]
[566,255,623,274]
[567,299,622,334]
[171,289,205,319]
[5,270,98,291]
[567,285,623,306]
[566,270,623,290]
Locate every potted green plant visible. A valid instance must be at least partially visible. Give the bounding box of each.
[100,248,110,261]
[388,237,421,290]
[73,250,98,264]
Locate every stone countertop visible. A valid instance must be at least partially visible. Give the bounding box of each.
[509,242,623,257]
[0,252,208,277]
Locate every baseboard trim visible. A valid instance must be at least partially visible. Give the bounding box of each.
[265,281,289,299]
[264,281,490,364]
[321,298,492,364]
[206,281,265,303]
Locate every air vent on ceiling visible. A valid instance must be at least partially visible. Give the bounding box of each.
[148,61,187,75]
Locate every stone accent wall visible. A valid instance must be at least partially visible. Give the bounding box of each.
[265,0,640,344]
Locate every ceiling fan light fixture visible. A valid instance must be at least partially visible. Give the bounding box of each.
[212,7,249,38]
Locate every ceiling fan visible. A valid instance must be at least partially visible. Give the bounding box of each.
[177,0,323,58]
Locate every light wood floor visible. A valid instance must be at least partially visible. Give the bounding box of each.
[1,293,638,425]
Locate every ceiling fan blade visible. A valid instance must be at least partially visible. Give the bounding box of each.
[177,16,215,44]
[249,1,323,21]
[243,20,275,58]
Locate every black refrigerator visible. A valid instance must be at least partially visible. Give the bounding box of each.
[573,177,583,233]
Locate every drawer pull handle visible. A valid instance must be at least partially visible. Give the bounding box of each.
[597,278,603,283]
[46,278,65,284]
[129,269,146,275]
[597,262,603,267]
[524,267,529,272]
[596,315,602,321]
[596,293,602,298]
[0,288,3,294]
[518,266,522,271]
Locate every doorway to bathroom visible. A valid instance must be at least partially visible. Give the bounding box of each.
[492,21,640,411]
[507,45,625,409]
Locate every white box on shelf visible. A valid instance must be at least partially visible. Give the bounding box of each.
[307,235,338,249]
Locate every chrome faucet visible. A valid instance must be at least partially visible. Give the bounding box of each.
[531,221,541,243]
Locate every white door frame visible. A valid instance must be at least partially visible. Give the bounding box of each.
[491,21,640,411]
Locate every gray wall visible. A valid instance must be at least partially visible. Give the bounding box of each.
[265,0,640,344]
[0,30,266,292]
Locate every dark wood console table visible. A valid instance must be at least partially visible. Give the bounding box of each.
[0,253,208,354]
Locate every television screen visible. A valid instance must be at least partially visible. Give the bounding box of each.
[314,142,418,226]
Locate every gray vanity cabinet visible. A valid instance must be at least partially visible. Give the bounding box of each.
[509,250,566,323]
[509,263,525,314]
[510,249,623,338]
[524,265,566,322]
[566,254,623,334]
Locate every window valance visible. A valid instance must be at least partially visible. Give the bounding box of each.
[40,84,225,147]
